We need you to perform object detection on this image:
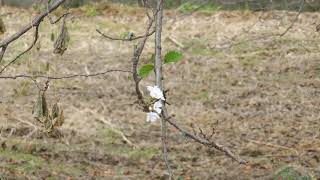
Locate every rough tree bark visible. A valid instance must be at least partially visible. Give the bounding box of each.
[154,0,173,178]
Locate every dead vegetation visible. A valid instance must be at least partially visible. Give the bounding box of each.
[0,4,320,179]
[0,17,5,35]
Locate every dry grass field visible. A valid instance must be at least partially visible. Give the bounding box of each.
[0,3,320,179]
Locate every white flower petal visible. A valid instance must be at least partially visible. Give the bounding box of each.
[147,86,154,92]
[146,112,160,123]
[147,85,165,100]
[153,100,163,114]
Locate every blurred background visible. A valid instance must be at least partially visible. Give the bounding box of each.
[1,0,319,11]
[1,0,320,179]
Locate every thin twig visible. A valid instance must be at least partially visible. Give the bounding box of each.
[131,15,156,112]
[0,69,132,80]
[96,5,157,113]
[0,0,66,72]
[84,108,137,149]
[0,24,40,74]
[46,0,70,25]
[0,0,65,47]
[97,118,137,149]
[166,36,184,49]
[165,116,247,164]
[96,29,155,41]
[49,12,70,24]
[129,0,247,176]
[280,0,305,37]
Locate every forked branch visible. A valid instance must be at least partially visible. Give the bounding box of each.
[0,0,66,72]
[152,0,246,178]
[165,116,247,164]
[131,16,156,112]
[0,25,40,73]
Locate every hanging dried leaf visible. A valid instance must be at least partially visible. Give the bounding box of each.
[41,93,48,117]
[44,119,53,133]
[50,32,55,42]
[57,109,64,127]
[52,109,64,127]
[35,41,41,51]
[51,102,60,120]
[32,91,48,122]
[33,90,65,133]
[53,16,70,55]
[0,18,5,35]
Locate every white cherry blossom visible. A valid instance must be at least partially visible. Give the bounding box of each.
[147,85,165,100]
[153,100,163,114]
[146,112,160,123]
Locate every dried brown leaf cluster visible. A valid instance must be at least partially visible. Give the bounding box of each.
[53,16,70,55]
[32,91,64,133]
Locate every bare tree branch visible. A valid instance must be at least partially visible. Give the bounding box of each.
[96,29,155,41]
[0,69,132,80]
[165,116,247,165]
[0,25,40,74]
[280,0,305,37]
[0,0,66,71]
[97,9,156,112]
[0,0,65,48]
[126,1,248,177]
[154,0,173,178]
[0,0,248,177]
[131,17,155,112]
[46,0,70,25]
[48,12,70,24]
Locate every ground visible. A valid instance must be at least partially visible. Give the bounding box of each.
[0,3,320,179]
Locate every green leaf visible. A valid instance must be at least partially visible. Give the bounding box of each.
[164,51,183,64]
[138,64,154,78]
